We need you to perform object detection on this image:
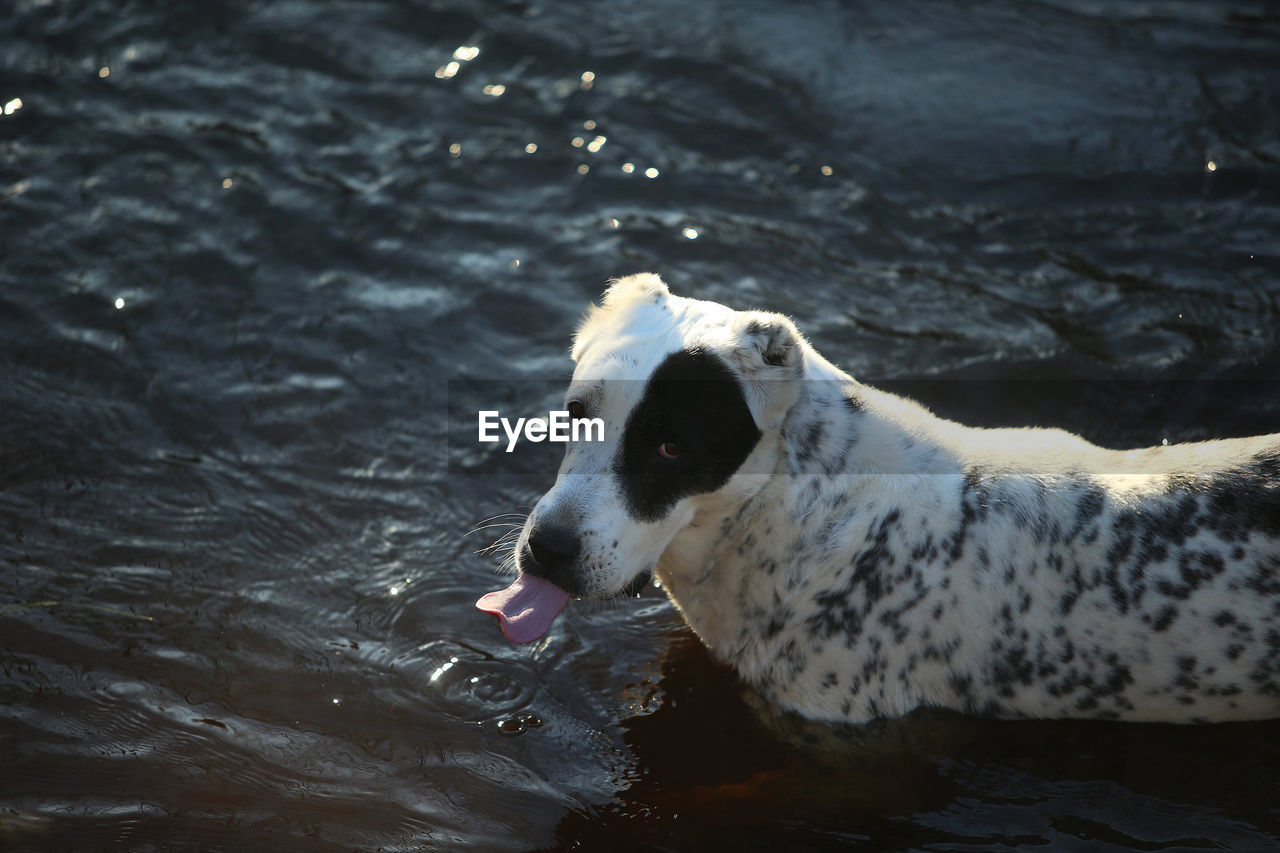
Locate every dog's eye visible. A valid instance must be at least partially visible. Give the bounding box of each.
[567,400,585,419]
[657,441,684,460]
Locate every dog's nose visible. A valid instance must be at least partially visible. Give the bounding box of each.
[525,523,581,591]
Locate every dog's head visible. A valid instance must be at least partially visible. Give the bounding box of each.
[517,273,806,599]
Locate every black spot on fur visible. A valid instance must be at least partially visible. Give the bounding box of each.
[1151,605,1178,632]
[1072,485,1106,535]
[842,386,863,412]
[805,510,902,645]
[764,607,792,640]
[616,348,761,522]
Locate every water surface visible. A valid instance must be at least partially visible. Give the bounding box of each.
[2,0,1279,849]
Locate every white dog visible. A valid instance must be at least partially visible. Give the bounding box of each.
[479,274,1280,724]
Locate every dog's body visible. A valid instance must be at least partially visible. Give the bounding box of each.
[494,274,1280,724]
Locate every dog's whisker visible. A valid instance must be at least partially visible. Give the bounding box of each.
[468,514,522,527]
[463,522,522,540]
[477,533,522,557]
[463,521,526,539]
[471,512,530,525]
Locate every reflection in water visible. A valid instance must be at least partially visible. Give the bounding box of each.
[548,633,1280,850]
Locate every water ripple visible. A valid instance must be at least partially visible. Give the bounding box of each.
[3,0,1279,849]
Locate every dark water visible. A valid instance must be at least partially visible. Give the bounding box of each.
[3,0,1280,849]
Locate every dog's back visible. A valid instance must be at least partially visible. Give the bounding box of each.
[661,371,1280,723]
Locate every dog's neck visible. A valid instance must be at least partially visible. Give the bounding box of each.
[655,359,963,669]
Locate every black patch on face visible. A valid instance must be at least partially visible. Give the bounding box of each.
[615,347,762,522]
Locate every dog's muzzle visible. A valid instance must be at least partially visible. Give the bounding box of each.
[523,523,584,595]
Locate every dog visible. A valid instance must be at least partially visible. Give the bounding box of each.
[478,274,1280,724]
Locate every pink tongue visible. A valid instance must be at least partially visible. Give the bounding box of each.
[476,574,571,644]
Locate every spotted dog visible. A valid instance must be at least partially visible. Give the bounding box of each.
[478,274,1280,724]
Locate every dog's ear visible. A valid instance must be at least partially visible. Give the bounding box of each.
[726,312,805,431]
